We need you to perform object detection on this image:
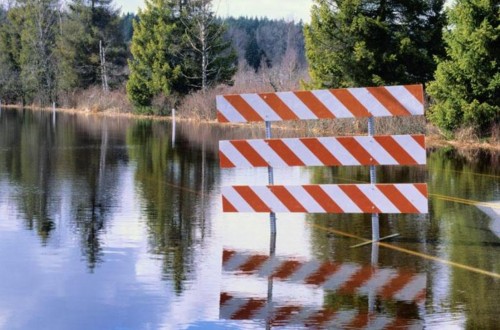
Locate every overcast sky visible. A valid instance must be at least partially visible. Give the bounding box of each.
[115,0,313,22]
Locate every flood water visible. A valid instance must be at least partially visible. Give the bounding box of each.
[0,108,499,329]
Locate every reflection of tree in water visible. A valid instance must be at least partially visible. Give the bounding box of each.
[127,120,218,294]
[68,117,128,271]
[0,110,56,243]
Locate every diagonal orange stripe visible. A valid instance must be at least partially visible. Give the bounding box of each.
[217,111,229,123]
[367,87,412,116]
[266,140,305,166]
[374,136,419,165]
[230,140,269,167]
[338,265,375,294]
[231,298,266,319]
[339,185,381,213]
[305,262,341,285]
[404,84,424,104]
[220,292,233,305]
[272,260,303,279]
[414,183,428,197]
[330,89,371,117]
[337,137,378,165]
[412,134,425,149]
[234,186,271,212]
[346,313,371,329]
[259,93,299,121]
[238,254,269,273]
[219,151,236,168]
[269,186,308,212]
[305,308,337,327]
[379,272,416,300]
[272,305,302,326]
[224,95,264,122]
[222,250,235,264]
[294,91,336,119]
[300,138,341,166]
[303,185,343,213]
[222,196,238,212]
[377,185,419,213]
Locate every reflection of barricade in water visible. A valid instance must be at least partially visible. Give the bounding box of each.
[220,249,426,329]
[223,249,426,304]
[220,292,423,329]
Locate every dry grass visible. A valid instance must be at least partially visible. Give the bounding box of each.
[60,86,133,113]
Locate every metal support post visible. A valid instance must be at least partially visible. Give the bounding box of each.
[266,121,277,237]
[368,117,380,243]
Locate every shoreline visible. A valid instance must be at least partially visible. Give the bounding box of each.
[1,104,498,152]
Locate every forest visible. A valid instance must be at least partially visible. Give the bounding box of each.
[0,0,498,140]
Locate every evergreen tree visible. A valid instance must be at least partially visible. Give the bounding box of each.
[180,0,237,92]
[427,0,499,134]
[57,0,127,92]
[126,0,184,109]
[304,0,445,88]
[0,5,23,103]
[18,0,60,104]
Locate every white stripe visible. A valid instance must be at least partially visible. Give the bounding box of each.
[348,88,392,117]
[327,310,358,328]
[357,268,398,295]
[319,137,360,166]
[365,316,394,330]
[257,256,283,277]
[385,85,424,115]
[359,136,398,165]
[251,186,289,212]
[219,141,253,168]
[394,184,428,213]
[219,296,244,319]
[322,263,362,291]
[321,185,362,213]
[241,94,281,121]
[311,89,353,118]
[289,260,321,282]
[286,186,325,212]
[248,140,288,168]
[391,135,426,165]
[358,185,400,213]
[223,252,252,272]
[222,186,255,212]
[282,139,323,166]
[393,274,426,302]
[217,95,247,122]
[278,92,318,120]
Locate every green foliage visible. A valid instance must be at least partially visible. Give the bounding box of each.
[127,0,237,109]
[427,0,500,134]
[0,6,23,102]
[304,0,446,88]
[57,0,128,92]
[126,0,185,108]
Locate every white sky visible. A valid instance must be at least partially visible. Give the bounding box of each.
[115,0,313,22]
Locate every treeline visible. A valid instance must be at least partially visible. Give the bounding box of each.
[0,0,498,138]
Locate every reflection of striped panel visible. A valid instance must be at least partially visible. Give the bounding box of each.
[219,135,426,168]
[222,184,428,214]
[220,292,423,329]
[217,85,424,123]
[222,250,426,304]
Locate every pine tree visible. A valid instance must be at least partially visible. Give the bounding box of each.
[180,0,237,92]
[57,0,127,92]
[427,0,499,134]
[126,0,184,109]
[0,5,23,103]
[304,0,446,88]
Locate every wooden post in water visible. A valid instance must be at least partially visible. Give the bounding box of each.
[172,108,176,148]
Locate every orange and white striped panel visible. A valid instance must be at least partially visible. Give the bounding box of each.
[222,249,427,304]
[219,135,426,168]
[222,183,428,214]
[220,292,423,329]
[217,84,424,123]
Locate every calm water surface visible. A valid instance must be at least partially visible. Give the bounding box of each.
[0,108,499,329]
